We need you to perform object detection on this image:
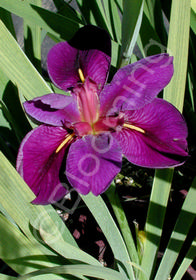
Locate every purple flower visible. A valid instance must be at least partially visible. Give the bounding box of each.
[16,26,188,205]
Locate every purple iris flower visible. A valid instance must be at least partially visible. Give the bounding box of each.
[16,26,188,205]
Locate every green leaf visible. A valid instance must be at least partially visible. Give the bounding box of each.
[143,0,155,27]
[0,153,88,278]
[0,20,51,99]
[192,0,196,12]
[1,82,31,141]
[0,1,121,68]
[39,224,101,266]
[154,177,196,280]
[0,213,61,277]
[145,0,167,44]
[81,193,135,280]
[0,212,93,279]
[0,202,18,228]
[0,0,79,41]
[75,0,113,39]
[19,264,124,280]
[24,0,42,71]
[172,238,196,280]
[139,1,191,278]
[106,182,139,266]
[0,99,21,141]
[0,152,77,249]
[0,7,16,37]
[0,274,17,280]
[138,169,174,280]
[0,75,22,162]
[52,0,84,24]
[119,0,144,67]
[191,8,196,34]
[0,126,18,165]
[139,11,162,57]
[164,0,191,111]
[102,0,122,43]
[114,0,123,13]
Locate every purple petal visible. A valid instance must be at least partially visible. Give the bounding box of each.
[114,98,188,168]
[70,25,112,92]
[24,93,80,126]
[66,134,122,195]
[16,125,70,204]
[47,41,111,92]
[79,49,111,92]
[100,54,174,115]
[47,42,79,91]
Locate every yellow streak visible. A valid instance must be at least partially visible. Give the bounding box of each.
[55,133,74,153]
[78,68,85,83]
[123,123,145,134]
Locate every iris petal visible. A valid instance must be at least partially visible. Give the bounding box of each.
[47,42,79,91]
[100,54,174,115]
[79,49,111,92]
[24,93,80,126]
[16,125,70,204]
[47,43,111,92]
[66,134,122,195]
[114,98,188,168]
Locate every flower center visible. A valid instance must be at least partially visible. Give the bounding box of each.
[74,71,100,127]
[73,69,146,137]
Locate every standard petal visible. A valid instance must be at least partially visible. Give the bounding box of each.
[79,49,111,92]
[69,26,111,89]
[100,54,174,115]
[66,134,122,195]
[114,98,188,168]
[47,25,111,91]
[47,42,79,91]
[16,125,70,204]
[24,93,80,126]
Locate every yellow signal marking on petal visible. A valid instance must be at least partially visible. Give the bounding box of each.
[78,68,85,83]
[123,123,145,134]
[55,133,74,153]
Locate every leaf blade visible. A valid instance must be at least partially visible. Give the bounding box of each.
[81,193,135,280]
[138,169,174,280]
[154,177,196,280]
[164,0,191,111]
[19,264,124,280]
[0,20,51,99]
[0,152,77,249]
[119,0,144,67]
